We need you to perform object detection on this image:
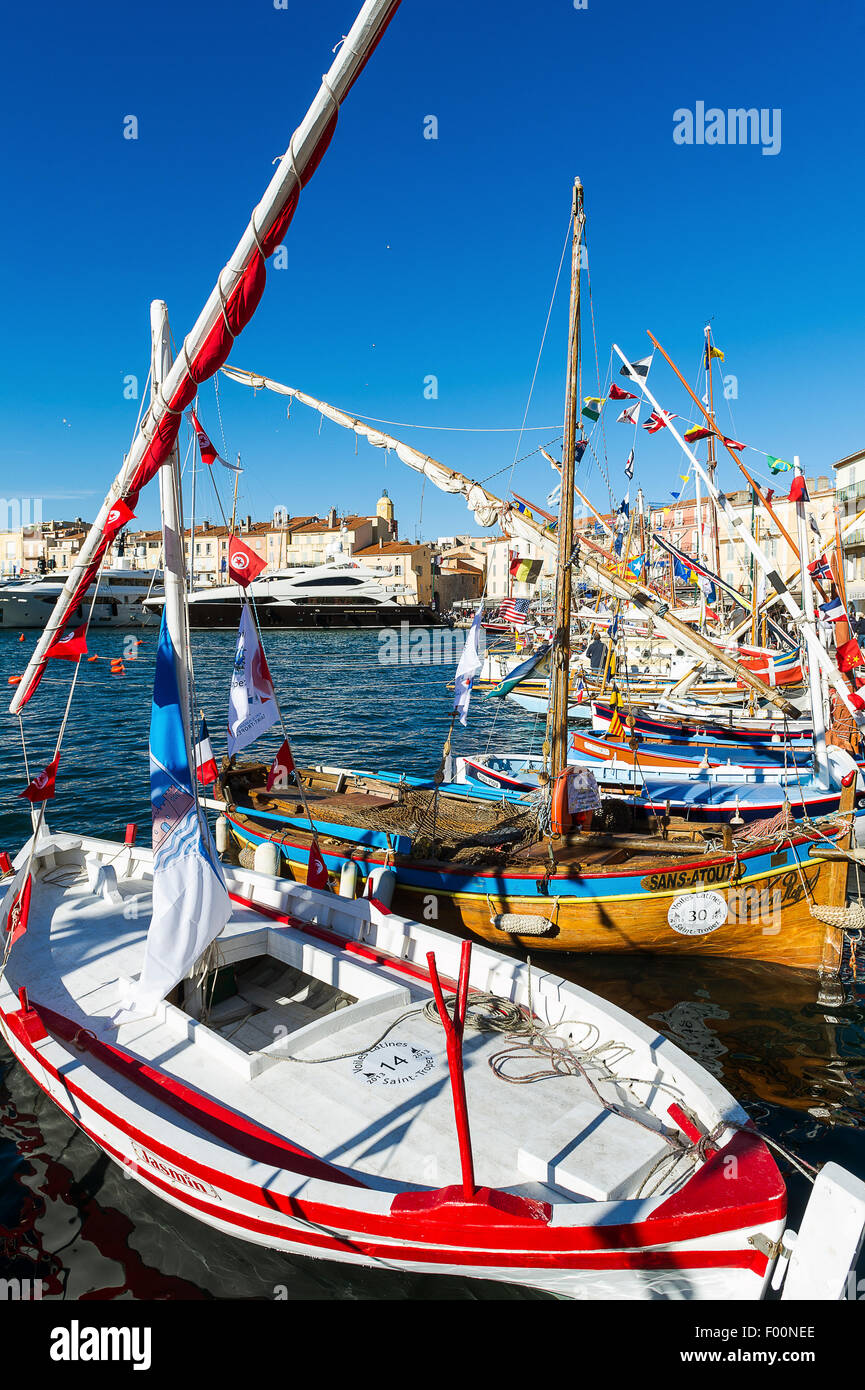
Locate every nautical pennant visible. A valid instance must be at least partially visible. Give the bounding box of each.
[581,397,606,421]
[608,384,637,401]
[190,410,242,471]
[704,344,725,368]
[619,354,652,379]
[102,498,136,542]
[19,756,59,803]
[266,738,296,791]
[617,404,641,426]
[306,840,330,890]
[643,410,677,434]
[820,598,846,624]
[683,425,714,443]
[624,449,634,480]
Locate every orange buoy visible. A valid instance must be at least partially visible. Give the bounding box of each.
[87,655,99,663]
[18,633,24,642]
[8,676,22,686]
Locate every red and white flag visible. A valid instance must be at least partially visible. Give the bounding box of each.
[608,383,637,401]
[306,840,329,889]
[616,404,641,426]
[643,410,677,434]
[45,622,88,661]
[20,755,59,803]
[228,535,267,587]
[227,605,279,756]
[194,717,218,786]
[190,410,242,472]
[103,498,136,541]
[266,739,296,791]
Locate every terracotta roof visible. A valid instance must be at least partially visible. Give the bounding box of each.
[353,542,429,557]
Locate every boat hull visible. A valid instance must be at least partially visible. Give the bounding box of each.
[222,807,847,974]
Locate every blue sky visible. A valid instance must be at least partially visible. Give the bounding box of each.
[2,0,863,542]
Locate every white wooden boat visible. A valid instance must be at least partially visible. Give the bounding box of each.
[3,829,863,1301]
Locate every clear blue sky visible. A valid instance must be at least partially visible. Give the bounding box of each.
[2,0,863,541]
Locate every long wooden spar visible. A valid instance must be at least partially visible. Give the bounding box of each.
[221,365,792,709]
[616,338,863,726]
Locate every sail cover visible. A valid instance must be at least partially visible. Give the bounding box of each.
[10,0,402,714]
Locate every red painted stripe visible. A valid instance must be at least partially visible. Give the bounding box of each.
[29,1000,364,1189]
[1,1006,784,1258]
[0,1035,771,1282]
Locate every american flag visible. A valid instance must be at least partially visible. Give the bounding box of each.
[500,598,530,627]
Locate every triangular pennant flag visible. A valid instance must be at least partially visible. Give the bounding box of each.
[619,354,652,379]
[683,424,714,443]
[266,738,296,791]
[228,535,267,586]
[616,404,641,426]
[306,840,330,890]
[190,410,242,471]
[102,498,136,541]
[720,435,746,452]
[608,383,637,401]
[20,755,59,803]
[643,410,677,434]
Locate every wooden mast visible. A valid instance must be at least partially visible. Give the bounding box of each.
[548,178,585,785]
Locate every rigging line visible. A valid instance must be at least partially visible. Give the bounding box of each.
[584,224,611,501]
[331,414,562,433]
[479,433,564,485]
[506,207,574,496]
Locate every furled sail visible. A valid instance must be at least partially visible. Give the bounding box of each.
[9,0,402,715]
[222,367,796,711]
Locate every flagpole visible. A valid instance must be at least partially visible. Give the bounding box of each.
[547,178,585,789]
[151,300,193,758]
[794,458,830,783]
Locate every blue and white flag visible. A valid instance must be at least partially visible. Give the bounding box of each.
[130,612,230,1013]
[453,606,484,726]
[820,597,846,624]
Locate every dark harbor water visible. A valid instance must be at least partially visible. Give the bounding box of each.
[1,626,864,1301]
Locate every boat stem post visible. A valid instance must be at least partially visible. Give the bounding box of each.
[426,941,476,1199]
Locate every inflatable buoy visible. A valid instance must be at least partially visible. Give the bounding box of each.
[87,655,99,662]
[18,633,24,642]
[7,676,21,686]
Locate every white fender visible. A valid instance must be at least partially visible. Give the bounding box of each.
[253,840,280,877]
